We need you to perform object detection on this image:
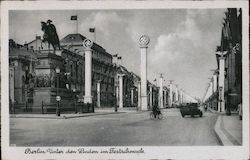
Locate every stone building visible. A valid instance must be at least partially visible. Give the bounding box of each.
[9,39,37,111]
[203,8,242,113]
[10,33,116,112]
[222,8,242,112]
[60,34,115,107]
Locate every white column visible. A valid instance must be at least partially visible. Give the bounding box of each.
[96,80,101,107]
[149,85,153,107]
[159,76,163,108]
[139,35,150,110]
[218,56,225,112]
[137,82,141,109]
[116,85,119,106]
[175,85,178,105]
[9,66,15,103]
[180,89,183,104]
[213,73,217,93]
[83,39,93,104]
[152,87,155,106]
[131,88,134,106]
[210,81,213,97]
[169,83,173,107]
[118,74,124,109]
[165,89,168,106]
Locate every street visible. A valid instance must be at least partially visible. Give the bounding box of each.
[10,108,220,146]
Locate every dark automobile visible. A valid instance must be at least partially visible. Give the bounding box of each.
[180,103,203,118]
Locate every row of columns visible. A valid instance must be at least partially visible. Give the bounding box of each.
[203,53,225,113]
[83,35,190,110]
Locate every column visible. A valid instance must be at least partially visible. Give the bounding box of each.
[131,88,134,106]
[9,66,15,103]
[139,35,150,111]
[116,85,119,106]
[218,56,225,112]
[83,39,93,104]
[96,80,101,107]
[180,89,183,104]
[210,81,213,97]
[213,73,217,93]
[118,74,125,109]
[169,82,173,107]
[137,82,141,110]
[165,89,168,107]
[175,85,179,105]
[159,75,163,108]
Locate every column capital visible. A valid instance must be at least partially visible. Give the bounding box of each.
[117,73,125,77]
[96,79,102,83]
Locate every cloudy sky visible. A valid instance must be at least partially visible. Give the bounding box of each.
[9,9,226,99]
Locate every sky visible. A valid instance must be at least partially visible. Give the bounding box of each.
[9,9,226,99]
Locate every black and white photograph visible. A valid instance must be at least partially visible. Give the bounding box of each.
[1,1,249,159]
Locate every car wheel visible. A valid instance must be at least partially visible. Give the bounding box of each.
[239,115,242,120]
[181,114,185,117]
[191,114,194,117]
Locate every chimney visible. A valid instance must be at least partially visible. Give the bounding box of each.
[36,36,41,40]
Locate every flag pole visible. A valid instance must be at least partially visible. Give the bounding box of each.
[76,14,78,34]
[94,28,96,43]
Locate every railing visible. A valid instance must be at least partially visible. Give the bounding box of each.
[10,102,32,114]
[41,101,94,114]
[10,101,95,114]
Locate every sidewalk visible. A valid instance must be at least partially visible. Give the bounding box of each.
[213,108,242,145]
[10,111,125,119]
[9,107,149,119]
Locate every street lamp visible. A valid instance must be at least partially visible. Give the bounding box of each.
[55,66,61,116]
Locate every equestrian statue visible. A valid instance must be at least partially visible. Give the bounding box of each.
[41,20,60,51]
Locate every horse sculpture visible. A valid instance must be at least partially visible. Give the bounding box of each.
[41,20,60,51]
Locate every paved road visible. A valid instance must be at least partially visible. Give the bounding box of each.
[10,108,220,146]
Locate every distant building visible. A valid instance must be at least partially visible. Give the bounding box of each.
[25,36,50,51]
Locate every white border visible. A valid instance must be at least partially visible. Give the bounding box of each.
[1,1,249,160]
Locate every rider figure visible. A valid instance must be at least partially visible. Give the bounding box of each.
[153,105,160,118]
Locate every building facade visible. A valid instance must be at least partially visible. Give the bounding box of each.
[203,8,242,113]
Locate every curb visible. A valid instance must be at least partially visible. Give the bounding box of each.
[214,116,233,145]
[64,112,124,119]
[10,112,125,119]
[208,107,224,114]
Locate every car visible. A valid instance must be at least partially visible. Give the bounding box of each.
[180,103,203,118]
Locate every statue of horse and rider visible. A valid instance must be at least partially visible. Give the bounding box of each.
[41,20,60,51]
